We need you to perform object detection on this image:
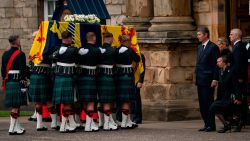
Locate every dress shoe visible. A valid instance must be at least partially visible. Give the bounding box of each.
[205,127,216,132]
[198,127,207,131]
[218,124,231,133]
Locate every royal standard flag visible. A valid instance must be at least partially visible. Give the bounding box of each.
[101,25,144,84]
[29,21,50,64]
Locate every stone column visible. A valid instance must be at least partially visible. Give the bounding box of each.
[136,0,199,121]
[149,0,195,32]
[122,0,153,31]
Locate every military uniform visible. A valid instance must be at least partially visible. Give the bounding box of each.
[52,44,78,105]
[115,46,140,102]
[76,43,101,103]
[1,47,27,108]
[97,43,116,103]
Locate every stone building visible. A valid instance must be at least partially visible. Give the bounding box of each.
[0,0,250,121]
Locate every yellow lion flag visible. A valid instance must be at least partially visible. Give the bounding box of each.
[101,25,144,84]
[29,21,49,64]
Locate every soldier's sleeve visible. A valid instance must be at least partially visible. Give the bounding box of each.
[131,48,140,62]
[1,52,7,80]
[19,52,27,80]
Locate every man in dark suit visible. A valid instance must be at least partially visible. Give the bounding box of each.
[229,28,248,132]
[195,27,220,132]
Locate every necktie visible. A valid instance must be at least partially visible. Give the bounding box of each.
[202,45,205,51]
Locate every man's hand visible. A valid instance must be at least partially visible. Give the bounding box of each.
[211,80,217,87]
[234,100,242,105]
[137,82,143,88]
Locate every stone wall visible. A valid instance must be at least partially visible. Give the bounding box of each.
[193,0,226,42]
[103,0,126,25]
[139,42,200,121]
[0,0,39,110]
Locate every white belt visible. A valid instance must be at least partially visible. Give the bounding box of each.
[98,65,113,69]
[116,64,132,68]
[80,65,97,69]
[57,62,75,67]
[8,70,20,74]
[34,64,50,67]
[248,59,250,63]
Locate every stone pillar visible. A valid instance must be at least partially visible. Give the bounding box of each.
[122,0,153,31]
[149,0,195,32]
[134,0,199,121]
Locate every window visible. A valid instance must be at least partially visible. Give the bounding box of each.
[44,0,57,21]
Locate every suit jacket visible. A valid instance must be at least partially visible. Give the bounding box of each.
[231,41,248,82]
[195,41,220,86]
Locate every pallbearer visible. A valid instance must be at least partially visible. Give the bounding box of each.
[29,31,60,131]
[77,32,101,132]
[52,31,78,133]
[2,35,27,135]
[116,35,140,129]
[97,32,118,130]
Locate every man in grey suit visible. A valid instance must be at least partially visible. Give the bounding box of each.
[195,27,220,132]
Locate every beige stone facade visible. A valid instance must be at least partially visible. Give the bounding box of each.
[0,0,250,121]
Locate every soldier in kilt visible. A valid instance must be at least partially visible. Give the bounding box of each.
[116,35,140,129]
[29,31,60,131]
[52,31,78,133]
[1,35,27,135]
[97,32,118,130]
[76,32,101,132]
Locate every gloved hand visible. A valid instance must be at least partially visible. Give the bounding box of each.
[99,48,106,54]
[59,47,68,55]
[119,46,128,54]
[79,48,89,55]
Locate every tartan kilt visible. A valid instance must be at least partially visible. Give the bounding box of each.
[97,75,116,103]
[77,75,97,102]
[116,74,135,102]
[52,75,75,105]
[5,80,27,108]
[29,74,52,103]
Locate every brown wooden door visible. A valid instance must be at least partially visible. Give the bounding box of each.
[229,0,250,36]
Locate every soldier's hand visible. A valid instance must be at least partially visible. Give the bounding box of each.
[137,82,143,88]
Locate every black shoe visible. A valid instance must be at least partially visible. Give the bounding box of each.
[9,130,25,135]
[218,124,231,133]
[37,127,48,131]
[198,127,207,131]
[205,127,216,132]
[28,117,36,121]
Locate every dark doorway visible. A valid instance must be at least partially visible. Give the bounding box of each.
[226,0,250,37]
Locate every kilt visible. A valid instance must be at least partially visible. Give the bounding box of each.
[116,74,135,102]
[5,80,27,108]
[77,75,97,102]
[97,75,116,103]
[29,74,51,103]
[53,75,75,105]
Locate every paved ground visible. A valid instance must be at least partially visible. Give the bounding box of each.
[0,117,250,141]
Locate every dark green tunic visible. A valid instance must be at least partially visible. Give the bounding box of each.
[77,43,101,103]
[1,47,27,108]
[97,43,116,103]
[115,45,140,102]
